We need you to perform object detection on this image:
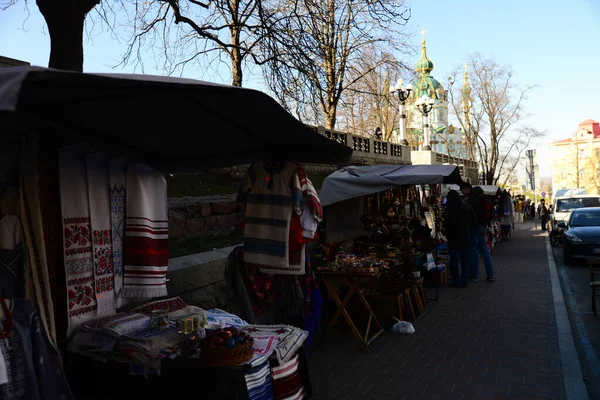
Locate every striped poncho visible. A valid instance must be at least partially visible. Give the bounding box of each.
[240,162,304,274]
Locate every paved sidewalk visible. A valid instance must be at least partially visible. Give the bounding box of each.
[309,222,567,400]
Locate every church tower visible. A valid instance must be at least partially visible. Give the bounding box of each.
[407,31,449,149]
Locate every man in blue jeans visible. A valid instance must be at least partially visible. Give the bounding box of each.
[443,190,476,287]
[461,183,495,282]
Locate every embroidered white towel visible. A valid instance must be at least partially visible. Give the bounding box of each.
[86,152,116,317]
[59,144,97,334]
[123,163,169,298]
[109,157,128,308]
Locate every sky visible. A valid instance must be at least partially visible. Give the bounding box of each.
[2,0,600,178]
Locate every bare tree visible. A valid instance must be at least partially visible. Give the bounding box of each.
[337,50,412,140]
[2,0,100,71]
[447,54,545,185]
[260,0,411,129]
[114,0,277,86]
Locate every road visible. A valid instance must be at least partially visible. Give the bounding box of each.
[551,241,600,398]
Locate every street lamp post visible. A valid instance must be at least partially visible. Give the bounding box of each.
[389,78,412,146]
[415,94,435,150]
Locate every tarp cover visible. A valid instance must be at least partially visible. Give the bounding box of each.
[0,67,352,172]
[478,185,502,196]
[320,164,464,206]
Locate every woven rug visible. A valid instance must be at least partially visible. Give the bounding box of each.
[87,153,116,316]
[123,163,168,298]
[109,157,127,308]
[59,144,97,333]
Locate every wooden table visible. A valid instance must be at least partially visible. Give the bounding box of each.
[316,270,385,352]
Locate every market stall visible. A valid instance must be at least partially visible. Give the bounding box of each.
[313,165,463,350]
[0,67,353,399]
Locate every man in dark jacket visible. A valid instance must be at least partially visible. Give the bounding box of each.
[444,190,476,287]
[461,183,495,282]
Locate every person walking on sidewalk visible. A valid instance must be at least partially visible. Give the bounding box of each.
[444,190,476,288]
[461,183,496,282]
[537,199,549,231]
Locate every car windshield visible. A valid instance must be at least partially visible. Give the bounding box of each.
[569,211,600,227]
[556,197,600,212]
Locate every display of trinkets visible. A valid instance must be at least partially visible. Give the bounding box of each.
[175,314,205,334]
[150,309,169,329]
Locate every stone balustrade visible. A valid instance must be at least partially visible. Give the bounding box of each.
[309,125,412,165]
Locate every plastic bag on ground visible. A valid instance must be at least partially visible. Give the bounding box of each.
[390,318,415,335]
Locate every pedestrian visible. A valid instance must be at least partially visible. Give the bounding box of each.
[443,190,475,288]
[537,199,549,231]
[460,183,496,282]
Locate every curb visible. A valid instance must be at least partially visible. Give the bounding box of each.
[545,237,590,400]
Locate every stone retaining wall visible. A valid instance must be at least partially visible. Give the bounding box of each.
[166,246,237,310]
[168,195,244,239]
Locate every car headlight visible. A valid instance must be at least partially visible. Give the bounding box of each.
[565,233,582,243]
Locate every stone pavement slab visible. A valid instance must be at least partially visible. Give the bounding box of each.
[308,222,568,400]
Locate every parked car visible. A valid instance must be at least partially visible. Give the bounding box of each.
[560,207,600,264]
[551,194,600,230]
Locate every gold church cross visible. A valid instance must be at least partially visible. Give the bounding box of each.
[421,28,426,41]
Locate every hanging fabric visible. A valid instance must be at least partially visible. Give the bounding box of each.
[86,153,116,316]
[241,161,304,275]
[0,298,73,399]
[292,162,323,240]
[123,162,169,298]
[59,143,97,333]
[19,133,58,349]
[109,157,128,307]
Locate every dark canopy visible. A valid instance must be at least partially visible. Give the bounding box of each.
[320,164,464,206]
[0,67,352,172]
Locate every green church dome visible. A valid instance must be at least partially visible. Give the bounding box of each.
[415,40,434,74]
[411,38,445,101]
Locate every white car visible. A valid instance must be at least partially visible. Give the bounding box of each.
[551,194,600,229]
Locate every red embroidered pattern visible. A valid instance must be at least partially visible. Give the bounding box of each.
[64,223,91,249]
[68,284,95,310]
[93,246,114,275]
[93,229,112,246]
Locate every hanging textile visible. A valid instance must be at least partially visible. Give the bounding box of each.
[59,143,97,333]
[240,162,304,274]
[38,132,69,342]
[109,157,128,307]
[270,353,304,400]
[86,153,116,316]
[245,361,275,400]
[19,133,58,349]
[0,298,73,399]
[292,163,322,239]
[123,162,169,298]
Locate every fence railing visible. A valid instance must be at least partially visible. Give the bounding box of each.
[310,125,409,163]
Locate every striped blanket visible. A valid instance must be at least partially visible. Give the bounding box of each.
[241,162,304,275]
[271,353,304,400]
[245,361,275,400]
[123,163,169,298]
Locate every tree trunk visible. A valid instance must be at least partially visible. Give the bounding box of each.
[324,106,337,130]
[231,50,243,87]
[37,0,99,72]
